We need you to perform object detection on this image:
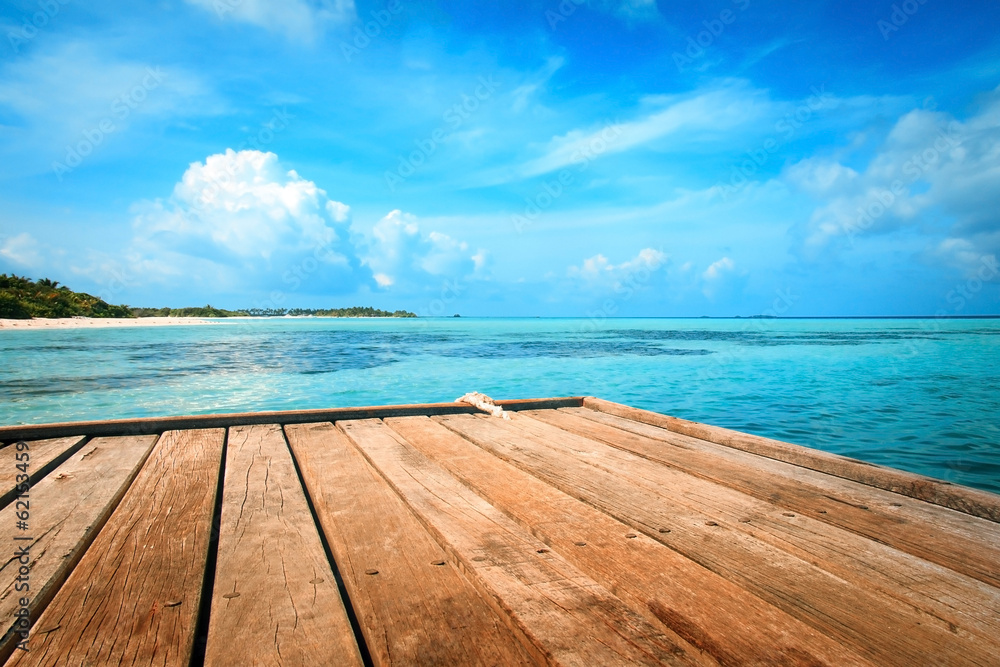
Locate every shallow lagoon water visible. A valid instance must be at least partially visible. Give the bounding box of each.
[1,317,998,493]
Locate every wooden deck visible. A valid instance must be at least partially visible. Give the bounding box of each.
[1,396,999,666]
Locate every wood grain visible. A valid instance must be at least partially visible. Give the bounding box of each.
[339,418,708,667]
[204,424,362,666]
[542,407,1000,590]
[285,421,536,667]
[6,429,224,667]
[435,413,998,666]
[582,397,1000,522]
[385,415,871,667]
[0,436,86,510]
[0,436,157,663]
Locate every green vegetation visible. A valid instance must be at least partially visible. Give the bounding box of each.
[135,306,417,318]
[1,275,417,319]
[131,306,247,318]
[0,275,131,319]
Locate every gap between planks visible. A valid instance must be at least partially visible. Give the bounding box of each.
[203,424,362,666]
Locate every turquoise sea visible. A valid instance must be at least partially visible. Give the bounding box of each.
[1,317,998,493]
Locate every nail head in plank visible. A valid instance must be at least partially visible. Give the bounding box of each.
[0,436,86,510]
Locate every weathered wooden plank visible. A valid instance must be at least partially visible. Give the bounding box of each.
[524,408,1000,641]
[6,429,224,667]
[204,424,362,666]
[338,418,709,667]
[498,397,584,412]
[435,413,998,666]
[385,415,871,667]
[0,436,86,510]
[284,421,536,667]
[0,397,584,442]
[0,435,157,663]
[543,406,1000,591]
[583,397,1000,522]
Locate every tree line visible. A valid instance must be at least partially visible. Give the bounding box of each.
[1,275,416,319]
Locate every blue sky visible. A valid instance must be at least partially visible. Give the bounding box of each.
[1,0,998,316]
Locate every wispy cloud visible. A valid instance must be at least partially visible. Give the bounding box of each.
[517,83,771,178]
[185,0,355,41]
[0,41,220,175]
[0,233,42,268]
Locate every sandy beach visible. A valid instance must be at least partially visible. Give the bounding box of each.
[0,317,219,330]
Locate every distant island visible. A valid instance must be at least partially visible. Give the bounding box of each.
[129,306,417,318]
[0,275,416,319]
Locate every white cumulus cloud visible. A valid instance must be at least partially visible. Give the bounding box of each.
[61,151,486,301]
[568,247,667,289]
[128,149,363,293]
[363,210,484,290]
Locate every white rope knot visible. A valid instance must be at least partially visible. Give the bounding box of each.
[455,392,511,420]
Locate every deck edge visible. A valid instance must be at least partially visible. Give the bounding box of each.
[582,396,1000,523]
[0,397,585,441]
